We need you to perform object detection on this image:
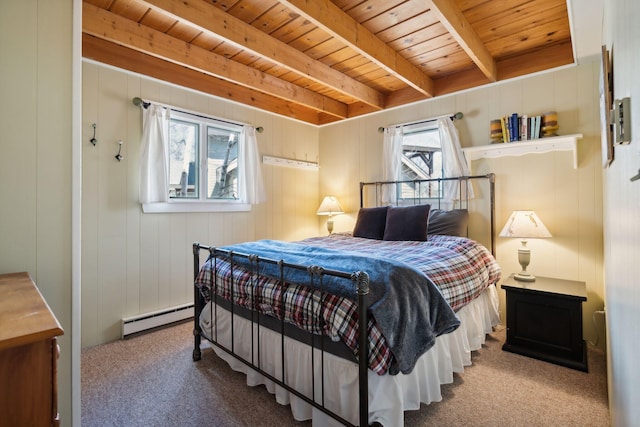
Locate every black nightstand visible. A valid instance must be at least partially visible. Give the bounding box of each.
[501,274,588,372]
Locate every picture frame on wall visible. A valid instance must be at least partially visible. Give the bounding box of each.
[600,45,614,168]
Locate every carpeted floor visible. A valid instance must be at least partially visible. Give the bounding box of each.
[81,322,609,426]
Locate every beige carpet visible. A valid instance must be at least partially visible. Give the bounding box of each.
[81,322,609,426]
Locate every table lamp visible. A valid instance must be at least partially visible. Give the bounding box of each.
[499,210,552,281]
[317,196,344,234]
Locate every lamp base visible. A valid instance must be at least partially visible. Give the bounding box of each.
[515,241,535,281]
[326,219,334,235]
[514,272,536,282]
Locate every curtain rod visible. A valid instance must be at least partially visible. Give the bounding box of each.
[377,112,463,133]
[131,97,264,133]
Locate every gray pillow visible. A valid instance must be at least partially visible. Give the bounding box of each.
[353,206,389,240]
[428,209,469,237]
[383,204,431,241]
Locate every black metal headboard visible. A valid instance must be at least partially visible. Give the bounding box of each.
[359,174,496,255]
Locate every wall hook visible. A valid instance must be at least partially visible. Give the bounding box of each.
[90,123,97,146]
[115,140,124,161]
[630,169,640,182]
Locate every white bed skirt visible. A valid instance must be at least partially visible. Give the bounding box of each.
[199,285,500,426]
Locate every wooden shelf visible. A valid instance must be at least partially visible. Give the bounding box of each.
[462,133,583,169]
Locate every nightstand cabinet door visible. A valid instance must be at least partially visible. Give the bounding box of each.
[502,275,587,372]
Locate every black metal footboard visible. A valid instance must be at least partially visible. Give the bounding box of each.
[192,243,371,427]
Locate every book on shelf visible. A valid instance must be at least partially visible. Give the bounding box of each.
[506,113,518,142]
[494,113,545,142]
[500,116,508,143]
[533,115,541,139]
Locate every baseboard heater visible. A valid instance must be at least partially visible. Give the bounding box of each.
[121,302,194,338]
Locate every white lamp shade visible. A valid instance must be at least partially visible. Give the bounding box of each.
[316,196,344,216]
[499,210,552,238]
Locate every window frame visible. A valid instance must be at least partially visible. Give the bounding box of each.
[397,122,444,201]
[141,109,251,214]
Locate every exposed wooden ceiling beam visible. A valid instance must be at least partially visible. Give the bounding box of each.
[427,0,497,82]
[82,3,349,119]
[434,41,574,96]
[280,0,435,98]
[82,34,331,125]
[137,0,385,110]
[386,87,428,110]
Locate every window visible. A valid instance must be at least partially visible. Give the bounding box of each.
[168,111,242,201]
[399,122,443,199]
[382,116,470,206]
[139,102,265,213]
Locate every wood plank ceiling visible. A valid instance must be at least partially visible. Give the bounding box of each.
[82,0,574,126]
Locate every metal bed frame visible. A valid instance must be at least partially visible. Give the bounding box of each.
[360,173,496,255]
[192,246,371,427]
[192,174,496,427]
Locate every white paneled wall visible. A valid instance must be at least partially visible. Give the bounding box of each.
[603,0,640,424]
[83,59,607,353]
[82,62,320,347]
[320,60,605,347]
[1,0,74,421]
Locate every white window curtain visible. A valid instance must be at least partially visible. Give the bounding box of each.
[139,103,170,204]
[438,117,474,205]
[238,125,267,204]
[381,126,403,204]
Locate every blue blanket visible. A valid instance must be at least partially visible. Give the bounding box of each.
[221,239,460,375]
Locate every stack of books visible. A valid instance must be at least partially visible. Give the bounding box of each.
[494,113,547,143]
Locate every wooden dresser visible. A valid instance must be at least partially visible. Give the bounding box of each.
[0,272,64,426]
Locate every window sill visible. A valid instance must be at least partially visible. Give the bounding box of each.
[142,201,251,213]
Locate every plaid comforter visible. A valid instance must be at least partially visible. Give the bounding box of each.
[195,234,500,375]
[303,234,501,312]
